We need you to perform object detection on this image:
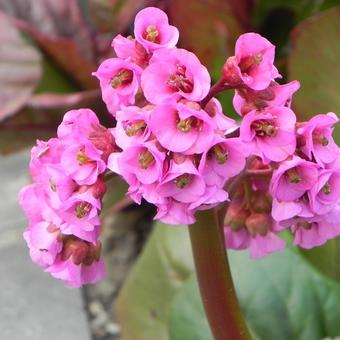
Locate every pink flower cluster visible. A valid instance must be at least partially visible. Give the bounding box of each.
[19,109,115,287]
[222,32,340,257]
[19,7,340,286]
[94,7,248,224]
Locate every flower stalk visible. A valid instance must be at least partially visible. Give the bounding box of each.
[189,209,251,340]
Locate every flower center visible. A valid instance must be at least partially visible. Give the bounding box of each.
[239,53,263,73]
[286,168,301,184]
[211,145,228,164]
[77,151,91,166]
[125,121,146,137]
[312,132,329,146]
[75,202,92,218]
[110,69,133,89]
[297,221,312,230]
[176,116,199,133]
[139,150,155,169]
[167,65,193,93]
[49,179,57,192]
[144,25,160,43]
[252,120,278,137]
[322,182,331,195]
[174,174,191,189]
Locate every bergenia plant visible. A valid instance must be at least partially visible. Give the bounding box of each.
[18,7,340,339]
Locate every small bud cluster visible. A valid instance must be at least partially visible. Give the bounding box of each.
[94,7,248,224]
[19,109,115,287]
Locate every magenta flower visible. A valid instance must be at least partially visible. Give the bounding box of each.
[93,58,142,115]
[309,168,340,215]
[222,33,281,90]
[199,137,247,187]
[297,112,339,166]
[157,159,206,204]
[134,7,179,52]
[23,221,62,267]
[270,156,319,202]
[115,105,152,149]
[239,107,296,163]
[149,102,215,154]
[60,142,106,185]
[141,48,210,104]
[233,80,300,116]
[112,35,149,68]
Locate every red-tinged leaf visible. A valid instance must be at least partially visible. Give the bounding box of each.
[0,0,94,61]
[89,0,161,34]
[0,13,42,122]
[168,0,254,72]
[287,7,340,140]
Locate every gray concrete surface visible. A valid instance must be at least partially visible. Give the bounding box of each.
[0,150,91,340]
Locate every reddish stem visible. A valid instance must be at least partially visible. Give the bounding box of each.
[189,209,250,340]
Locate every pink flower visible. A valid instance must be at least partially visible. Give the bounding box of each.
[149,102,215,154]
[46,239,105,288]
[199,137,247,187]
[112,35,149,68]
[29,138,66,182]
[309,168,340,215]
[239,107,296,163]
[60,142,106,185]
[222,33,281,90]
[204,98,238,134]
[157,159,206,204]
[110,141,165,186]
[297,112,339,166]
[57,108,99,141]
[134,7,179,52]
[270,156,319,202]
[289,216,340,249]
[142,48,210,104]
[115,105,151,149]
[58,190,102,243]
[154,200,195,225]
[233,80,300,116]
[24,222,62,267]
[93,58,142,115]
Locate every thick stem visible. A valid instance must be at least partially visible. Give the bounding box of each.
[200,79,234,108]
[189,209,250,340]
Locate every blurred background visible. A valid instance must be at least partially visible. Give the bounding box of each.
[0,1,339,340]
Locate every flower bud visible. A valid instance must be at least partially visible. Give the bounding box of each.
[224,200,249,231]
[245,212,271,237]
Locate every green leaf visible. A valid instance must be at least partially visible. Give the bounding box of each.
[115,222,194,340]
[287,7,340,141]
[168,275,213,340]
[169,248,340,340]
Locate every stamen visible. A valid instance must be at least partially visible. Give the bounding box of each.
[75,202,92,218]
[322,182,331,195]
[125,121,146,137]
[239,53,263,73]
[49,179,57,192]
[286,168,301,184]
[252,120,278,137]
[110,69,133,89]
[144,25,160,43]
[313,132,329,146]
[174,174,191,189]
[139,150,155,169]
[77,151,91,166]
[212,145,228,164]
[167,66,193,93]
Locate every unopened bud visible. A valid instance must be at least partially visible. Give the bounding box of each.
[245,212,271,237]
[89,125,116,160]
[224,200,249,231]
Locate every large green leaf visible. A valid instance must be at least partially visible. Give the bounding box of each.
[287,7,340,140]
[115,222,194,340]
[169,248,340,340]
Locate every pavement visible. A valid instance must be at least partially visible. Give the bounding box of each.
[0,150,92,340]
